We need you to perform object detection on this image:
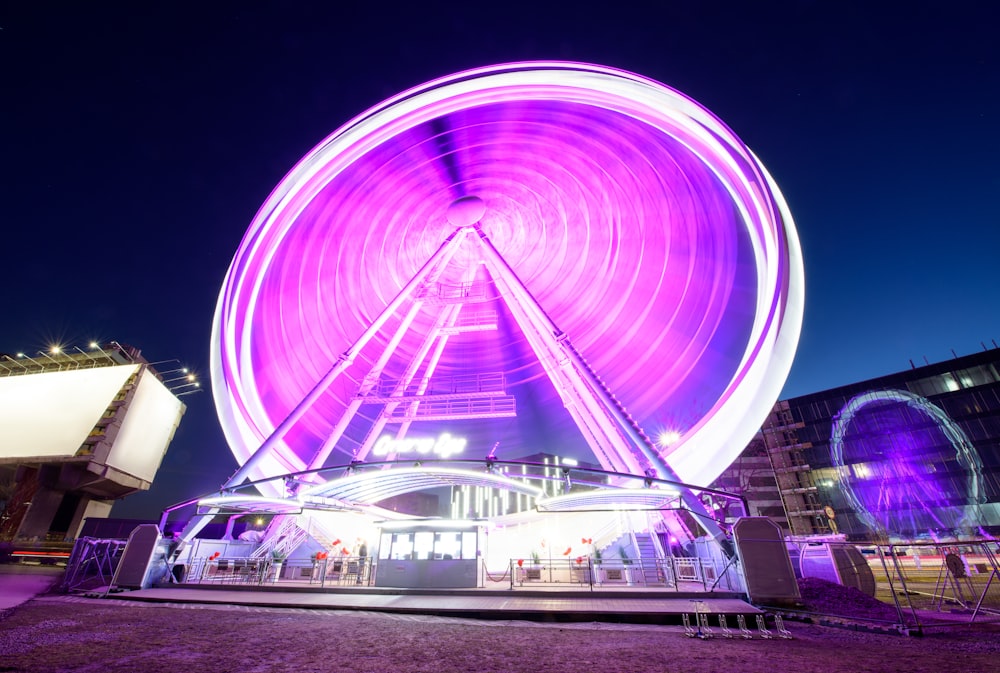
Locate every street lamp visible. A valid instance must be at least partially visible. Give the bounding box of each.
[16,353,44,369]
[174,381,203,397]
[88,341,115,362]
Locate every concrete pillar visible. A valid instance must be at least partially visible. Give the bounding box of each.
[16,486,63,540]
[66,498,113,540]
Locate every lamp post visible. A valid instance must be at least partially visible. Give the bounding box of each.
[1,354,27,373]
[16,353,44,370]
[88,341,116,362]
[174,382,203,397]
[162,372,195,384]
[38,349,65,369]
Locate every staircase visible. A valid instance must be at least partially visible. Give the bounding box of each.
[632,532,666,585]
[251,516,308,559]
[300,515,342,554]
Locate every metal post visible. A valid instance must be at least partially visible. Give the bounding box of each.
[878,544,921,633]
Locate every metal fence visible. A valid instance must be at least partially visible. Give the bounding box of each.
[185,556,373,587]
[60,537,129,592]
[870,541,1000,631]
[504,556,743,592]
[182,554,740,592]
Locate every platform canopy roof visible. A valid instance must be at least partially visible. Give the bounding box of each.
[196,466,688,518]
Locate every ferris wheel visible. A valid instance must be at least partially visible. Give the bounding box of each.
[211,62,804,495]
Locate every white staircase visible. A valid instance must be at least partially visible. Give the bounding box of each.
[251,516,308,559]
[632,532,666,585]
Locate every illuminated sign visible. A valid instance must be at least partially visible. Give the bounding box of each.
[372,433,467,459]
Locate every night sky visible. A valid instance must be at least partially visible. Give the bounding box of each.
[3,2,998,519]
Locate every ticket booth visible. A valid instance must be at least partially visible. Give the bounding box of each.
[374,522,481,588]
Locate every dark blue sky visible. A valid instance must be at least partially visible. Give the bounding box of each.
[2,2,998,519]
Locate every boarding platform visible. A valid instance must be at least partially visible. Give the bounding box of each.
[106,582,761,625]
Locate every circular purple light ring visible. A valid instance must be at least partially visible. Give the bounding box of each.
[830,389,984,535]
[212,62,804,490]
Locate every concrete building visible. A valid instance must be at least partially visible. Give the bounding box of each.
[725,348,1000,543]
[0,343,188,542]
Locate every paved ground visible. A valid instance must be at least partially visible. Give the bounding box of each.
[112,584,760,623]
[2,564,1000,673]
[1,593,998,673]
[0,565,63,609]
[0,562,760,625]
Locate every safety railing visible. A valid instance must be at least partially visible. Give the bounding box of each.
[185,555,374,587]
[873,540,1000,632]
[416,280,492,304]
[507,556,733,591]
[371,371,508,399]
[761,540,1000,636]
[384,395,516,421]
[61,537,129,592]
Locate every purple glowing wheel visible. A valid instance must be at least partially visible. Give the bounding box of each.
[830,390,984,538]
[212,62,804,493]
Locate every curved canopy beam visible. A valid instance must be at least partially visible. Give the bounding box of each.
[298,466,544,505]
[536,487,680,512]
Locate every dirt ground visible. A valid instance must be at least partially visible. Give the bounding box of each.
[1,596,998,673]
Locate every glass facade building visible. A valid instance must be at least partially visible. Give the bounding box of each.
[758,349,1000,542]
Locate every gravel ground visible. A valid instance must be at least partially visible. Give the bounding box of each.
[1,595,998,673]
[795,577,903,622]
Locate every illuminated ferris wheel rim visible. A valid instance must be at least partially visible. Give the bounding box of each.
[211,61,804,491]
[829,388,984,533]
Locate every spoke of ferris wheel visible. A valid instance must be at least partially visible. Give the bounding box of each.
[356,283,471,463]
[387,262,483,445]
[471,225,727,543]
[478,245,635,475]
[309,236,474,470]
[305,283,434,472]
[223,226,469,489]
[471,224,653,473]
[351,300,463,464]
